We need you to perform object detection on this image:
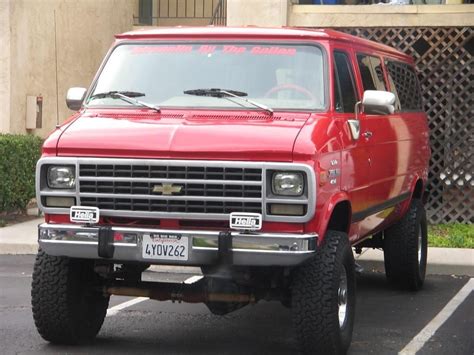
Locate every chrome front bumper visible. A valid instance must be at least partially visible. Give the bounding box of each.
[38,224,317,266]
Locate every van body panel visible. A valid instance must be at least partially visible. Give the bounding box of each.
[55,109,311,162]
[32,28,432,352]
[38,27,430,246]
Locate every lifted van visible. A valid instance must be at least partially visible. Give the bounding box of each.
[32,27,430,354]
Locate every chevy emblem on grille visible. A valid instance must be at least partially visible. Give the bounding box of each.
[230,212,262,231]
[152,183,183,195]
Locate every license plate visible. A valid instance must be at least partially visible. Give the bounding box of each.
[142,233,188,261]
[70,206,99,224]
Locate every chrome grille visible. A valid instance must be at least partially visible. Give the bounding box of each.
[80,197,262,214]
[78,162,263,216]
[79,164,262,181]
[79,180,262,198]
[36,157,316,222]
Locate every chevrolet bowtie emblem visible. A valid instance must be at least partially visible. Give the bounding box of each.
[152,183,182,195]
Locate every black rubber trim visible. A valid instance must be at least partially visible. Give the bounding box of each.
[218,231,233,265]
[98,227,114,258]
[352,191,411,223]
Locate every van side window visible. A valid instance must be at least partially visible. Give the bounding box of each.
[333,51,357,113]
[357,54,387,91]
[385,60,422,111]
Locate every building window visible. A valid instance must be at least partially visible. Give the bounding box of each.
[138,0,153,25]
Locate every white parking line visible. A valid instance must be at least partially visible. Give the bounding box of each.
[106,297,149,317]
[399,278,474,354]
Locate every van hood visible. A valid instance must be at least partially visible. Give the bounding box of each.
[56,109,311,162]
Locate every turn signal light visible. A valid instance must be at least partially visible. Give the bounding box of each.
[45,197,75,207]
[269,204,305,216]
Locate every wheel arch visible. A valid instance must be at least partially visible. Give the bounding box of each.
[327,200,352,234]
[412,178,428,204]
[395,177,427,225]
[316,193,352,244]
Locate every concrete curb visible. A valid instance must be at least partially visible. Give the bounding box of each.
[1,219,472,276]
[0,218,43,255]
[356,248,474,277]
[0,244,39,255]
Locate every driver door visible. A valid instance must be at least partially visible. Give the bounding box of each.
[331,48,373,242]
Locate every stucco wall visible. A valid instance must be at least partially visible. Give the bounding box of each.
[227,0,288,27]
[8,0,134,137]
[0,1,11,133]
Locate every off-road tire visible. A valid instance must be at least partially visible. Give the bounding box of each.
[291,230,356,355]
[31,250,110,344]
[383,199,428,291]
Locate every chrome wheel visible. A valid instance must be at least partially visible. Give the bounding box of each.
[417,225,423,265]
[338,266,348,328]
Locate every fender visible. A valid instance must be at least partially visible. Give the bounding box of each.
[398,174,426,219]
[41,111,82,156]
[306,191,352,245]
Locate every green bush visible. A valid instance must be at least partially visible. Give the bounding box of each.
[0,134,43,212]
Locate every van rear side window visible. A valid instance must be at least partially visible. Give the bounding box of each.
[385,60,422,112]
[356,54,387,91]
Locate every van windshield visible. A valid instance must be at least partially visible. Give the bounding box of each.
[86,43,326,111]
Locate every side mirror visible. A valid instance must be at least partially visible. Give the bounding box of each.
[362,90,396,115]
[66,87,87,111]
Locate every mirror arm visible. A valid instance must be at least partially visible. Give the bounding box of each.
[354,101,362,121]
[347,101,362,141]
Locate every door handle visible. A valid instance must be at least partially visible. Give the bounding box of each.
[347,119,360,140]
[362,131,373,139]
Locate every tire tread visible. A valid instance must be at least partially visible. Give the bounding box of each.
[384,199,427,290]
[31,250,109,344]
[291,231,355,355]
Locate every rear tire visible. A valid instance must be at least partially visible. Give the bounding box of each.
[31,250,109,344]
[291,230,356,355]
[383,199,428,291]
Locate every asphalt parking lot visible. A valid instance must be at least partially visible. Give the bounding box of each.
[0,255,472,355]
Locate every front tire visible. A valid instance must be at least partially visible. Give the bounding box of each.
[383,199,428,291]
[291,230,356,355]
[31,250,109,344]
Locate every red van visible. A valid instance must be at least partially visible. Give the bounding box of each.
[32,27,430,354]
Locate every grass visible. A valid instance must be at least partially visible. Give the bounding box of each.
[428,223,474,249]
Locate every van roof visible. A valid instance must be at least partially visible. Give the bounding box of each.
[116,26,412,61]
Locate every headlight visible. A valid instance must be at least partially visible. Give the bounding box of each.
[47,166,76,189]
[272,172,304,196]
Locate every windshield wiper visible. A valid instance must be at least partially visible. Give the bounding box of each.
[184,88,248,97]
[89,91,160,112]
[184,88,273,115]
